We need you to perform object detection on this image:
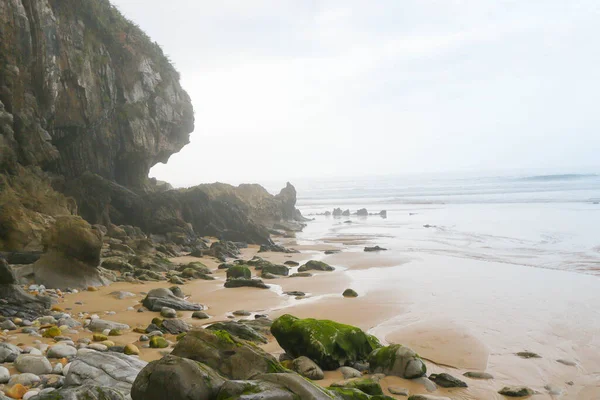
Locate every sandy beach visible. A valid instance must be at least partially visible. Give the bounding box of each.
[3,230,599,399]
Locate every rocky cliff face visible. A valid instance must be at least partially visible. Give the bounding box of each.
[0,0,193,187]
[0,0,301,253]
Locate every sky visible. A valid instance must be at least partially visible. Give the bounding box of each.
[110,0,600,188]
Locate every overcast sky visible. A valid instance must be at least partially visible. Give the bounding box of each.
[111,0,600,187]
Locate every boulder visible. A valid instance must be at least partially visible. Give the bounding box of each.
[271,314,381,370]
[142,287,203,311]
[65,349,147,394]
[88,319,130,332]
[47,344,78,359]
[463,371,494,379]
[262,264,290,276]
[364,246,387,252]
[14,354,53,375]
[343,289,358,298]
[207,321,267,344]
[256,373,339,399]
[368,344,426,379]
[161,319,190,335]
[131,355,226,400]
[224,278,269,289]
[429,373,467,388]
[298,260,335,272]
[0,259,51,319]
[292,356,324,380]
[170,329,285,379]
[330,377,384,396]
[226,265,251,279]
[340,366,362,379]
[217,379,297,400]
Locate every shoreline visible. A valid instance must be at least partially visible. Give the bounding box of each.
[2,235,599,399]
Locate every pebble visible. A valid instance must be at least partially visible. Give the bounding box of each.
[87,344,108,352]
[14,354,53,375]
[0,320,18,330]
[139,335,150,342]
[47,344,77,358]
[52,362,63,374]
[24,391,41,400]
[0,365,9,384]
[9,373,41,387]
[63,362,71,377]
[160,307,177,318]
[339,366,362,379]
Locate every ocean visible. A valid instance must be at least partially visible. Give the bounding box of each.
[287,173,600,276]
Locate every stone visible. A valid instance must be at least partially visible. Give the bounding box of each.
[131,355,226,400]
[364,246,387,252]
[5,384,28,400]
[298,260,334,272]
[124,344,140,356]
[171,329,285,380]
[498,386,535,397]
[290,272,312,278]
[271,314,381,370]
[0,320,17,330]
[284,291,305,297]
[463,371,494,379]
[330,377,384,396]
[33,384,127,400]
[42,326,62,338]
[110,291,135,300]
[343,289,358,297]
[516,351,541,359]
[149,336,169,348]
[389,386,410,396]
[93,334,108,342]
[142,288,203,311]
[65,349,147,394]
[191,311,210,319]
[255,373,335,399]
[224,278,270,289]
[0,342,21,362]
[407,396,451,400]
[207,321,267,344]
[88,319,130,332]
[161,319,190,335]
[232,310,251,316]
[14,354,53,375]
[0,366,9,384]
[368,344,427,379]
[261,264,290,276]
[340,366,362,379]
[292,356,324,380]
[47,344,77,359]
[284,261,299,267]
[226,265,252,279]
[160,307,177,318]
[8,373,41,387]
[429,373,467,388]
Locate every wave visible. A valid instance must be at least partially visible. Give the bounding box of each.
[519,174,598,182]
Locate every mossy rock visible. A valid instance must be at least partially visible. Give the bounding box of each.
[227,265,252,279]
[151,317,164,326]
[328,386,395,400]
[42,326,62,338]
[298,260,335,272]
[207,321,267,344]
[150,336,169,348]
[261,264,290,276]
[368,344,426,379]
[108,329,122,336]
[93,333,108,342]
[343,289,358,298]
[330,377,384,395]
[270,314,381,370]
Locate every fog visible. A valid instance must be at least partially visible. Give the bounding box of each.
[110,0,600,187]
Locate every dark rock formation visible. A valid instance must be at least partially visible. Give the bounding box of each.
[0,258,51,318]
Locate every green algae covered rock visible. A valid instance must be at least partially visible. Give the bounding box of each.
[149,336,169,349]
[271,314,381,370]
[171,329,285,380]
[328,387,395,400]
[330,377,384,395]
[227,265,252,279]
[368,344,426,379]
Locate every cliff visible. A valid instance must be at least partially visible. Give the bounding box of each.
[0,0,302,253]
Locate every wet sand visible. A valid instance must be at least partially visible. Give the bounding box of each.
[2,239,599,399]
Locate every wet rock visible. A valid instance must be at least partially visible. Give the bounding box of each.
[142,288,203,311]
[271,314,381,370]
[429,373,467,388]
[256,373,335,399]
[463,371,494,379]
[290,272,312,278]
[149,336,169,348]
[343,289,358,297]
[284,291,305,297]
[389,386,409,396]
[284,261,299,267]
[298,260,334,272]
[340,366,362,379]
[407,395,451,400]
[216,379,297,400]
[0,366,9,384]
[161,319,190,335]
[292,356,324,380]
[330,376,384,396]
[498,386,535,397]
[369,344,427,379]
[207,321,267,344]
[224,278,269,289]
[364,246,387,252]
[171,329,285,379]
[131,355,226,400]
[88,319,130,332]
[261,264,290,276]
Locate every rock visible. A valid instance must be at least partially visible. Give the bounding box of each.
[93,333,108,342]
[224,278,270,289]
[110,291,136,300]
[330,377,384,395]
[368,344,427,379]
[232,310,251,316]
[87,344,108,352]
[207,321,267,344]
[255,373,336,399]
[226,265,252,279]
[340,366,362,379]
[169,276,185,285]
[284,261,299,267]
[32,216,106,289]
[33,384,127,400]
[47,345,77,359]
[0,366,9,384]
[14,354,53,375]
[298,260,334,272]
[216,379,297,400]
[0,320,17,330]
[516,351,541,359]
[292,356,324,380]
[271,314,381,370]
[131,355,226,400]
[343,289,358,297]
[356,208,368,216]
[88,319,130,332]
[389,386,409,396]
[429,373,467,388]
[39,374,65,388]
[161,319,190,335]
[407,396,451,400]
[191,311,210,319]
[142,288,203,311]
[109,329,122,336]
[24,390,40,400]
[65,349,147,394]
[284,291,305,297]
[556,358,577,366]
[261,264,290,276]
[124,344,140,356]
[463,371,494,379]
[364,246,387,252]
[170,286,185,298]
[290,272,312,278]
[42,326,62,338]
[149,336,169,348]
[102,259,135,273]
[170,329,285,379]
[5,384,28,400]
[160,307,177,318]
[498,386,535,397]
[8,373,41,387]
